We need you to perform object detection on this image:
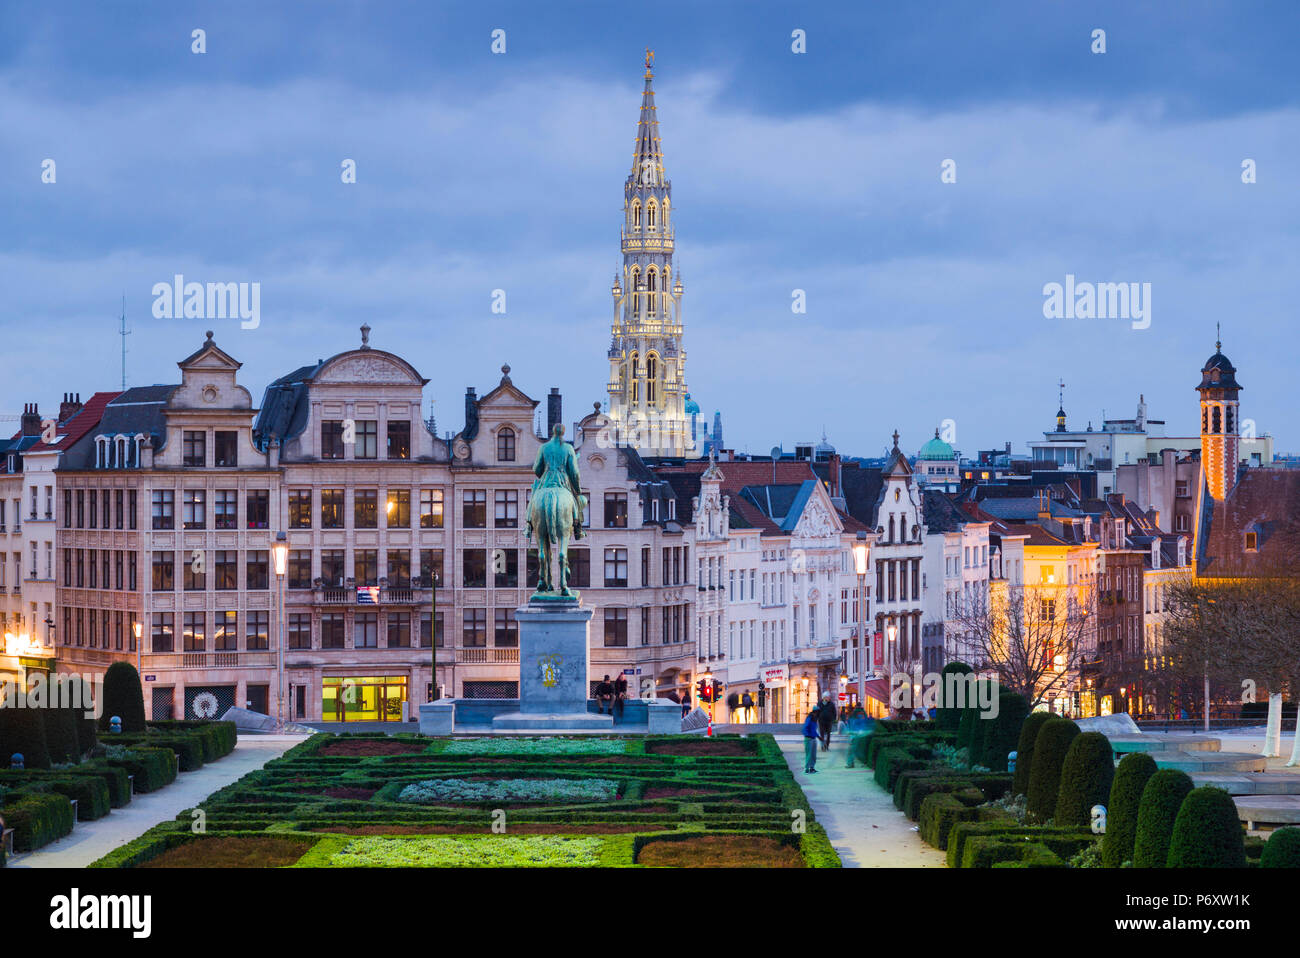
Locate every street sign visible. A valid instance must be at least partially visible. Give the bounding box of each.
[145,675,156,682]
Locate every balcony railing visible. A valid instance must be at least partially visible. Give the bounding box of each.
[316,587,423,605]
[456,648,519,664]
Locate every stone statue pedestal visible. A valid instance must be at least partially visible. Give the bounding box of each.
[490,600,613,730]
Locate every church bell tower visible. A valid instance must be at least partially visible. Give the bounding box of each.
[606,50,691,457]
[1196,328,1242,501]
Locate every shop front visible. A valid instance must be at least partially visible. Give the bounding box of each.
[322,675,409,722]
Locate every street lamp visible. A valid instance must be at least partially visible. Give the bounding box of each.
[852,531,869,711]
[800,674,810,716]
[886,620,898,674]
[133,619,143,674]
[272,531,289,729]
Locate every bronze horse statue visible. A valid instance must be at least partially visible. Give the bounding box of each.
[526,423,586,596]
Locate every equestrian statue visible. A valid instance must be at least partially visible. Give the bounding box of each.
[526,423,587,598]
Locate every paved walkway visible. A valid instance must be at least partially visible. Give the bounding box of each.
[777,736,946,868]
[9,736,305,868]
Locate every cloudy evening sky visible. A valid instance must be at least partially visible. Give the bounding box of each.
[1,0,1297,458]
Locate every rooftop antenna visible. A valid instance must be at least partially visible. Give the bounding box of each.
[118,294,131,390]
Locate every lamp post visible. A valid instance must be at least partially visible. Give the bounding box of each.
[133,619,143,674]
[853,532,869,712]
[272,531,289,729]
[800,674,810,717]
[886,620,898,713]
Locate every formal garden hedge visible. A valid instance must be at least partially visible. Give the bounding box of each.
[91,733,840,868]
[0,670,236,863]
[863,697,1289,869]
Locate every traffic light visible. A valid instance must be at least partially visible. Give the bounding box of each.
[696,679,708,702]
[712,680,723,703]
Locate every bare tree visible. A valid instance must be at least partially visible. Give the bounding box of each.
[952,580,1096,710]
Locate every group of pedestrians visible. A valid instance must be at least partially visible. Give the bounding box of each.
[594,673,628,718]
[802,692,872,773]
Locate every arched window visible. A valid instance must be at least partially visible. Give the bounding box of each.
[647,201,657,230]
[647,269,658,316]
[629,352,639,404]
[646,353,658,405]
[662,198,670,227]
[629,268,640,316]
[1212,405,1221,434]
[1226,407,1235,435]
[497,427,516,462]
[630,200,641,232]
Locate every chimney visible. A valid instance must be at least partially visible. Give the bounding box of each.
[59,392,83,423]
[140,435,155,470]
[547,388,562,435]
[464,387,478,438]
[1037,489,1051,521]
[20,403,41,437]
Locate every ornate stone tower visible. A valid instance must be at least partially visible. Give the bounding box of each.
[1197,329,1242,501]
[606,50,691,457]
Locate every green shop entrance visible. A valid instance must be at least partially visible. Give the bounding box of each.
[323,675,408,722]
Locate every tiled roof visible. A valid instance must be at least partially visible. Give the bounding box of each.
[27,391,123,454]
[1199,470,1300,576]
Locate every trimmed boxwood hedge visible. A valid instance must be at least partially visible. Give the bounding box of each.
[1166,786,1246,868]
[979,692,1030,773]
[895,770,1014,820]
[42,681,83,765]
[115,733,205,772]
[873,747,930,792]
[1,789,76,851]
[1102,752,1157,867]
[918,791,1004,849]
[946,820,1094,868]
[1026,716,1079,822]
[935,662,973,731]
[1012,710,1055,797]
[1054,732,1115,828]
[0,704,51,770]
[98,661,147,733]
[1261,827,1300,868]
[0,772,110,821]
[147,721,237,757]
[1132,768,1194,868]
[106,746,178,792]
[66,675,98,755]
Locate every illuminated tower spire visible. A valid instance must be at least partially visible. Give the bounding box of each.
[606,51,690,457]
[1197,328,1242,500]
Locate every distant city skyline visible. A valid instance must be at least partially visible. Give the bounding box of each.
[2,1,1297,457]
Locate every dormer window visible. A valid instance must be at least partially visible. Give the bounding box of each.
[497,427,516,463]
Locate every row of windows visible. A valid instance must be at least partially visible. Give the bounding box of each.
[61,549,139,590]
[62,489,139,530]
[727,618,788,662]
[182,430,241,467]
[877,558,922,603]
[318,420,412,460]
[150,489,269,530]
[287,489,442,530]
[58,607,138,652]
[145,610,442,652]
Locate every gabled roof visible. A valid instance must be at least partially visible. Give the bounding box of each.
[59,387,176,469]
[28,391,123,454]
[923,489,972,533]
[1199,470,1300,577]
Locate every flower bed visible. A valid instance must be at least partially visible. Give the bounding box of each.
[318,835,606,868]
[636,834,804,868]
[94,732,839,868]
[396,777,619,804]
[441,737,627,756]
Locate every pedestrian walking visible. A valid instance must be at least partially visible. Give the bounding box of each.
[844,707,871,768]
[802,710,820,773]
[816,692,835,750]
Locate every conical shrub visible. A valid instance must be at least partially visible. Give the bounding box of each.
[41,678,82,764]
[1260,827,1300,868]
[1132,768,1194,867]
[1013,710,1055,797]
[1026,716,1079,822]
[1166,787,1246,868]
[1054,731,1116,828]
[979,690,1029,773]
[935,662,973,731]
[98,661,146,732]
[0,700,51,769]
[1102,752,1158,867]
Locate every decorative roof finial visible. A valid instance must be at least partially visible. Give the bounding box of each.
[1216,321,1222,351]
[645,47,654,73]
[891,429,900,452]
[500,363,512,385]
[360,323,371,349]
[205,330,214,344]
